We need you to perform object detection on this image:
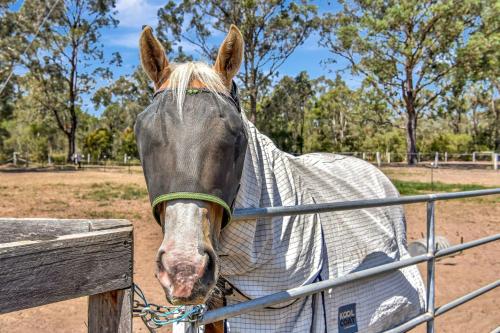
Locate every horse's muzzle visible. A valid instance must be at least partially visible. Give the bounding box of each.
[156,248,217,304]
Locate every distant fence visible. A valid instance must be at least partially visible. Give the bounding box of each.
[0,218,134,332]
[335,151,499,169]
[2,151,498,170]
[0,152,142,170]
[182,188,500,333]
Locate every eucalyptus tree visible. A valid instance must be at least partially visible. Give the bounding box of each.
[0,0,20,158]
[92,67,153,158]
[20,0,118,161]
[93,67,153,125]
[259,71,314,154]
[320,0,484,164]
[304,75,359,153]
[156,0,321,123]
[456,1,500,150]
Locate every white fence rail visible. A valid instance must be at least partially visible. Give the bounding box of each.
[335,151,500,170]
[334,151,498,169]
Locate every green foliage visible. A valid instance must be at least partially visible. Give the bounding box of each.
[259,72,314,154]
[392,180,489,196]
[361,129,407,159]
[50,153,67,164]
[93,67,153,125]
[427,133,472,154]
[2,90,60,162]
[304,76,362,152]
[83,128,113,161]
[14,0,118,161]
[119,128,139,159]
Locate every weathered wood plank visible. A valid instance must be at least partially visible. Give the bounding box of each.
[88,288,133,333]
[0,218,132,243]
[0,226,133,314]
[89,219,132,231]
[0,218,91,242]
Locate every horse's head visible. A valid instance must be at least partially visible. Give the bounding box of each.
[135,25,247,305]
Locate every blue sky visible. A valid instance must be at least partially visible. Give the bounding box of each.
[105,0,345,77]
[11,0,363,114]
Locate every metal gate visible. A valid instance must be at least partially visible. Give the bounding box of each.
[194,188,500,332]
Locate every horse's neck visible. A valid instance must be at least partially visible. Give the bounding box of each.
[234,115,284,209]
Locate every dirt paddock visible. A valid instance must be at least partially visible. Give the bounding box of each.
[0,166,498,332]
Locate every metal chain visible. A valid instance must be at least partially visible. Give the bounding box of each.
[132,283,206,331]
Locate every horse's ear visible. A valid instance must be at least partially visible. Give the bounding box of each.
[139,26,170,89]
[214,25,244,88]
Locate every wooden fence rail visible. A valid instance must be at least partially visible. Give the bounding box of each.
[0,218,134,333]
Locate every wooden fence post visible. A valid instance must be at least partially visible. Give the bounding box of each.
[472,152,476,163]
[362,152,366,160]
[444,152,448,163]
[493,153,498,170]
[88,288,133,333]
[376,152,381,167]
[386,152,391,164]
[434,152,439,167]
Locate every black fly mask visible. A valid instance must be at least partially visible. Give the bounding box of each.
[135,82,247,228]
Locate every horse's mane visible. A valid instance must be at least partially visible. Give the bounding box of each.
[168,61,229,116]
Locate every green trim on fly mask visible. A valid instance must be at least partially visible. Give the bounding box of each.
[186,89,202,95]
[151,192,232,226]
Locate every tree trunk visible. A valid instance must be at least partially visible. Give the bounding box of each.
[406,109,418,165]
[492,84,499,152]
[66,130,76,162]
[299,105,305,154]
[494,101,499,152]
[403,59,418,165]
[472,107,479,147]
[249,92,257,124]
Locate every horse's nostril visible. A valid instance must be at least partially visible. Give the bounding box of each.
[200,250,217,286]
[156,250,166,272]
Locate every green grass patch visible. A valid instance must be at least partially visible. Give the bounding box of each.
[79,182,148,202]
[87,210,141,219]
[44,199,69,207]
[392,180,491,195]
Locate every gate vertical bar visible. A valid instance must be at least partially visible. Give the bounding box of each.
[426,200,436,333]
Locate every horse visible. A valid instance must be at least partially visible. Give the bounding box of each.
[135,25,426,333]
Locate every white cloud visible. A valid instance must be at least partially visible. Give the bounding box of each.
[106,32,142,49]
[116,0,162,28]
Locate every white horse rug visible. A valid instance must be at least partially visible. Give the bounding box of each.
[216,116,426,333]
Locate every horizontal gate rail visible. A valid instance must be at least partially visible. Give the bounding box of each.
[200,234,500,326]
[232,188,500,220]
[435,233,500,258]
[387,280,500,333]
[384,313,434,333]
[435,280,500,317]
[200,254,431,325]
[198,188,500,332]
